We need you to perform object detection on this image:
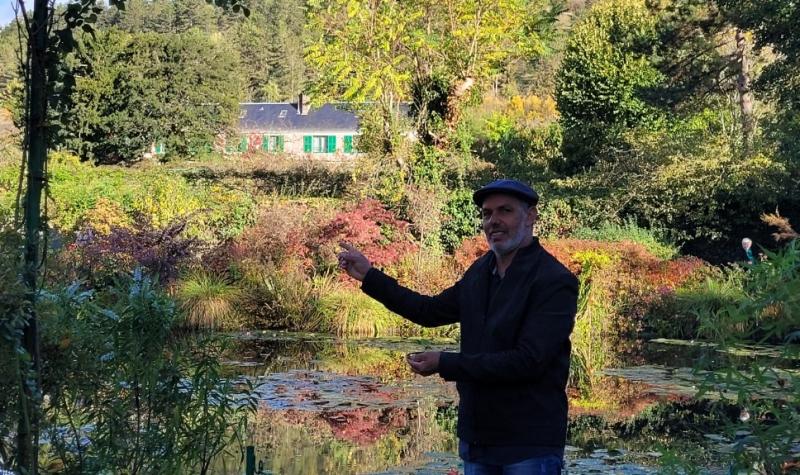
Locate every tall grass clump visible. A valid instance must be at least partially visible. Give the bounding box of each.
[176,270,244,330]
[569,250,616,396]
[238,263,329,330]
[647,266,748,340]
[319,289,406,337]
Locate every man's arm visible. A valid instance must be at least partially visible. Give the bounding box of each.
[436,275,578,383]
[338,243,460,327]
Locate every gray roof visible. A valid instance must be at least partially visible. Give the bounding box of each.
[238,102,360,133]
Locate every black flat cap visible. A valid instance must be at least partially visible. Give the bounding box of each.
[473,179,539,207]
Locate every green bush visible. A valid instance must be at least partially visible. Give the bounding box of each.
[621,129,791,243]
[0,226,29,446]
[1,154,256,243]
[555,0,663,173]
[439,187,479,253]
[36,272,256,473]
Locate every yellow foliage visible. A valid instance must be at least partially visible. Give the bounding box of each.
[80,198,132,235]
[503,94,559,127]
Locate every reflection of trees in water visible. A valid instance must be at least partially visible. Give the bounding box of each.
[568,399,740,468]
[224,336,432,382]
[222,337,329,376]
[244,398,457,475]
[314,343,411,382]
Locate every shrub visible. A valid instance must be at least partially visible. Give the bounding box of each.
[63,217,199,287]
[543,239,704,395]
[222,201,327,273]
[313,199,417,275]
[440,188,480,253]
[0,226,30,444]
[555,0,663,172]
[13,155,255,244]
[78,197,133,235]
[37,273,256,473]
[686,226,800,472]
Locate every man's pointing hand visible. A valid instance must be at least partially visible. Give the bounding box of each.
[337,242,372,281]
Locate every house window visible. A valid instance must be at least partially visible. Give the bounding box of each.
[311,135,327,153]
[279,110,287,118]
[304,135,336,153]
[261,135,284,152]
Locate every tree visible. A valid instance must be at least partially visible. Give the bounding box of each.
[10,0,248,470]
[645,0,759,148]
[555,0,663,173]
[305,0,550,148]
[230,0,307,101]
[717,0,800,162]
[52,28,242,163]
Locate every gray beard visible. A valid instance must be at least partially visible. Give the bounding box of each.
[487,224,528,257]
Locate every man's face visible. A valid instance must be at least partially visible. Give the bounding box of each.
[480,194,537,257]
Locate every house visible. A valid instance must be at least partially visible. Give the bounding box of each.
[232,94,360,158]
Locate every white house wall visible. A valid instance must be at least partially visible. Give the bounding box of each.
[237,131,361,160]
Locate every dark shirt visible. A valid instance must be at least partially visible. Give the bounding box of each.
[469,265,563,465]
[361,238,578,448]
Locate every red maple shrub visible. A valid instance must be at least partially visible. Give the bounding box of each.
[312,199,417,274]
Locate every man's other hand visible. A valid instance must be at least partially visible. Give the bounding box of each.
[338,242,372,281]
[407,351,440,377]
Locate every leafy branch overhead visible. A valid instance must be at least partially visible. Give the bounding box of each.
[305,0,552,140]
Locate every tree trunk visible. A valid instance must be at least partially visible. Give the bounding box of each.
[17,0,48,471]
[735,28,754,148]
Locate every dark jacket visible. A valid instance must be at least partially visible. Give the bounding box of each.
[361,238,578,447]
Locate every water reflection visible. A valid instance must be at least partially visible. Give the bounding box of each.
[215,333,756,474]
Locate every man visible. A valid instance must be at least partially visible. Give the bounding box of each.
[338,179,578,475]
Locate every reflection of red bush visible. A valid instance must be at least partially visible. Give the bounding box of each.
[322,407,409,445]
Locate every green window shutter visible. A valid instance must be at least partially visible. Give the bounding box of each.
[303,135,312,153]
[262,135,270,152]
[276,135,284,152]
[327,135,336,153]
[238,136,248,152]
[343,135,353,154]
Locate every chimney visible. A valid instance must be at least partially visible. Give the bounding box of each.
[298,93,311,116]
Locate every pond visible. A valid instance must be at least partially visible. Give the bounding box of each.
[213,332,795,475]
